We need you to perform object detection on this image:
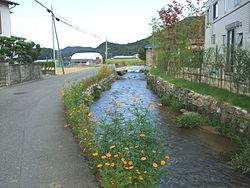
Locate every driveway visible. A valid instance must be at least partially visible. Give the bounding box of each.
[0,68,99,188]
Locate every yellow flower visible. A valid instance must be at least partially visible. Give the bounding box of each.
[121,158,126,162]
[158,103,163,107]
[161,160,166,166]
[139,133,145,137]
[128,161,133,165]
[110,145,115,149]
[117,103,122,107]
[105,162,110,166]
[152,162,158,168]
[106,153,112,158]
[108,107,113,111]
[88,112,93,117]
[125,98,130,101]
[139,175,143,181]
[92,152,98,157]
[152,150,156,153]
[133,98,137,103]
[141,150,144,154]
[125,147,129,150]
[144,171,147,174]
[117,152,122,155]
[124,165,129,169]
[135,146,139,149]
[97,163,103,168]
[149,105,155,109]
[141,157,147,161]
[123,161,128,165]
[165,155,170,160]
[114,154,119,158]
[101,155,107,159]
[110,163,115,167]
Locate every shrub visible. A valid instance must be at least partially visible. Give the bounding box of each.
[159,95,171,106]
[170,99,182,112]
[231,144,250,174]
[176,112,205,128]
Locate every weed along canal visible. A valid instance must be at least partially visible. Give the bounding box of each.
[90,72,250,187]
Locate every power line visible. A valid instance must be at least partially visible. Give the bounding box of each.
[33,0,101,40]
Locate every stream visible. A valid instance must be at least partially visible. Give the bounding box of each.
[90,72,250,187]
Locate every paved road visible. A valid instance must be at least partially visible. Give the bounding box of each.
[0,68,99,188]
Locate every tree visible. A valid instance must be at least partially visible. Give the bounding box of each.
[138,47,146,60]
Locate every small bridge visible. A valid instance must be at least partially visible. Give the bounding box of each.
[115,65,150,75]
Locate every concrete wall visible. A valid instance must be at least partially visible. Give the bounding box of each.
[0,2,11,36]
[0,63,42,86]
[205,0,250,48]
[147,74,250,137]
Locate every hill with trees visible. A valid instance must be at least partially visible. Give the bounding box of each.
[37,37,151,60]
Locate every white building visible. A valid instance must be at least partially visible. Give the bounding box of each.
[71,52,103,64]
[0,0,18,37]
[205,0,250,49]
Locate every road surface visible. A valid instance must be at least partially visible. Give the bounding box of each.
[0,68,99,188]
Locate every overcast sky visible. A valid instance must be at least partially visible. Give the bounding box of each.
[11,0,189,48]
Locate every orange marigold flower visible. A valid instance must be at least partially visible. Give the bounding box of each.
[92,152,98,157]
[135,95,141,99]
[141,157,147,161]
[133,99,137,103]
[161,160,166,166]
[129,166,134,170]
[121,158,126,162]
[117,152,122,155]
[117,103,122,107]
[108,107,113,111]
[139,133,145,137]
[137,171,141,175]
[123,161,128,165]
[149,105,154,109]
[101,155,107,159]
[110,163,115,167]
[128,161,133,165]
[97,163,103,168]
[110,145,115,149]
[152,162,158,168]
[124,165,129,169]
[106,153,112,158]
[105,162,110,166]
[139,175,143,181]
[88,112,93,117]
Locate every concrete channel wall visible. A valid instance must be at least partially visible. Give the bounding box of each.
[147,74,250,137]
[0,62,41,86]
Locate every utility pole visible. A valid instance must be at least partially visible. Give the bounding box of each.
[51,7,65,75]
[51,6,56,75]
[105,37,108,60]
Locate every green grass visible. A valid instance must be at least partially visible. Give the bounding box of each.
[150,68,250,113]
[106,58,144,67]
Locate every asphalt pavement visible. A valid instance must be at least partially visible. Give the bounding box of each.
[0,68,99,188]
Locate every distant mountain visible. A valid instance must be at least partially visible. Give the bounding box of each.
[37,36,151,60]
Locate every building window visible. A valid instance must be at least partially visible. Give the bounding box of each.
[224,0,227,13]
[234,0,240,6]
[236,33,243,46]
[213,1,218,19]
[212,34,216,44]
[206,9,210,24]
[222,35,226,45]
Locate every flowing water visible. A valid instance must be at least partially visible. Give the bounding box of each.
[90,72,250,187]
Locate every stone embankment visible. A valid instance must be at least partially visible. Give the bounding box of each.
[147,74,250,137]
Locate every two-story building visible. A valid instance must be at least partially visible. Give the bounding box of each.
[0,0,18,37]
[205,0,250,49]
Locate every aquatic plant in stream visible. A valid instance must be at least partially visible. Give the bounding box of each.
[90,97,169,188]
